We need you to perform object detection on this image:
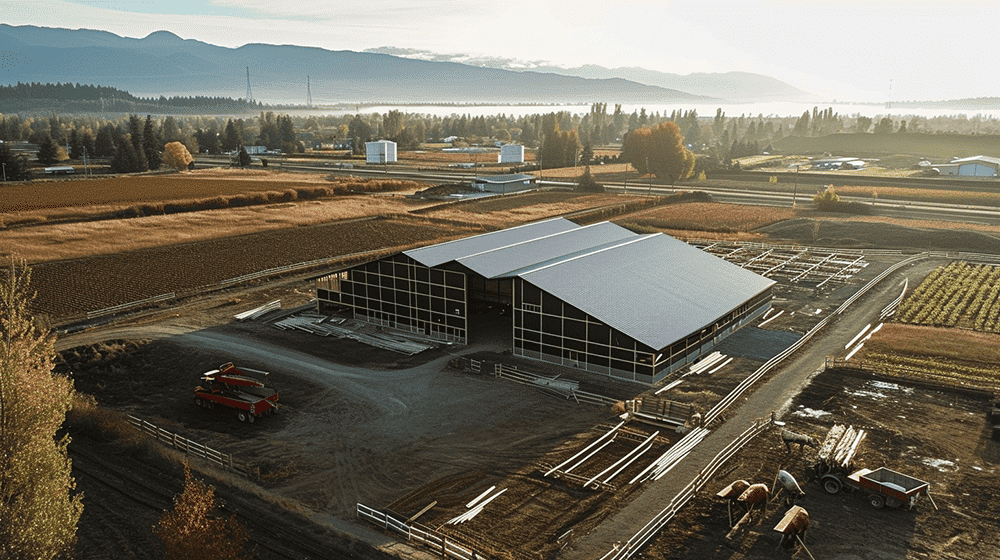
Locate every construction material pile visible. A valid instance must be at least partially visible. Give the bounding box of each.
[273,313,437,355]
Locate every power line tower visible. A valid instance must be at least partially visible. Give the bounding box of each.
[246,67,253,102]
[307,75,313,108]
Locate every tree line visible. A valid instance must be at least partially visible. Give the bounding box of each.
[0,82,265,113]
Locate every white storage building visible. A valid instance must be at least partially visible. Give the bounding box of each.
[366,140,397,164]
[498,144,525,163]
[932,155,1000,177]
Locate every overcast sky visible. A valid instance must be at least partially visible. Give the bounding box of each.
[4,0,994,102]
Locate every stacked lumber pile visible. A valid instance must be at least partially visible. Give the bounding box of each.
[818,424,867,469]
[234,299,281,321]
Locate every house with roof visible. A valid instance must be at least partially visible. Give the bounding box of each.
[315,219,774,384]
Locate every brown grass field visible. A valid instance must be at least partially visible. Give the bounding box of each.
[857,323,1000,390]
[2,194,437,263]
[830,184,1000,206]
[614,202,796,233]
[418,191,647,228]
[0,170,340,211]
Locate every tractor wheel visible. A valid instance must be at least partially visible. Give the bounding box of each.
[869,494,885,509]
[822,477,842,495]
[237,411,249,423]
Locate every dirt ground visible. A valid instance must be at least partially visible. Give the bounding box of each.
[644,368,1000,560]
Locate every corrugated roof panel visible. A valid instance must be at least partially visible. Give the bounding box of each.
[458,221,638,278]
[521,234,775,350]
[404,218,578,268]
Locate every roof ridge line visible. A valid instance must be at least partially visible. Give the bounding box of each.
[457,221,611,262]
[404,216,568,255]
[520,233,657,276]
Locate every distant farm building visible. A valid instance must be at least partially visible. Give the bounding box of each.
[43,166,75,175]
[366,140,397,164]
[810,157,865,170]
[315,218,774,384]
[931,155,1000,177]
[473,174,536,194]
[498,144,525,163]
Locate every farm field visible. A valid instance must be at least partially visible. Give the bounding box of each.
[0,169,423,228]
[894,261,1000,331]
[614,202,796,233]
[30,217,471,318]
[415,190,651,229]
[643,366,1000,560]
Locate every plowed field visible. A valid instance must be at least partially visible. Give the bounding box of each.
[31,217,469,318]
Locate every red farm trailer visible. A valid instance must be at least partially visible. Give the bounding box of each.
[193,362,279,423]
[820,466,930,509]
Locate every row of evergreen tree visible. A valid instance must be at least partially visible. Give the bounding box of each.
[0,82,264,110]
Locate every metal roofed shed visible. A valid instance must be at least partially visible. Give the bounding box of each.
[473,173,536,194]
[317,218,775,383]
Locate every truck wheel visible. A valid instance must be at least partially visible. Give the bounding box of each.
[237,411,249,423]
[822,477,842,495]
[869,494,885,509]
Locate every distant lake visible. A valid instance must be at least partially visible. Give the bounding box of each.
[294,101,1000,120]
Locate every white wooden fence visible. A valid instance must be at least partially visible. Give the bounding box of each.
[357,503,480,560]
[599,416,773,560]
[127,415,256,478]
[86,292,175,319]
[494,364,619,407]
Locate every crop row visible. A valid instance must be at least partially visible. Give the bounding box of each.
[863,351,999,391]
[896,262,1000,332]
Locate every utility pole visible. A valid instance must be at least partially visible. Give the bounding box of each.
[307,76,313,108]
[2,162,6,182]
[793,165,799,208]
[246,67,253,102]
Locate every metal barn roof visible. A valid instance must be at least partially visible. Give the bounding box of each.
[404,218,577,268]
[457,221,636,278]
[519,233,776,350]
[405,217,774,350]
[473,174,536,184]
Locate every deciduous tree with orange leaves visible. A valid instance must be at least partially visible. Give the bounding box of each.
[162,141,194,171]
[621,121,695,183]
[154,463,250,560]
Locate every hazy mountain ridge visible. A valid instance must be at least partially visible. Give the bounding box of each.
[364,47,815,102]
[0,24,712,104]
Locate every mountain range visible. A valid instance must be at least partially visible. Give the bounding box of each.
[365,47,814,102]
[0,24,811,105]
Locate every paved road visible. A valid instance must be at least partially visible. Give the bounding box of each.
[559,256,943,560]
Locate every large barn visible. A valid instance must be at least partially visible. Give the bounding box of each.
[315,218,775,384]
